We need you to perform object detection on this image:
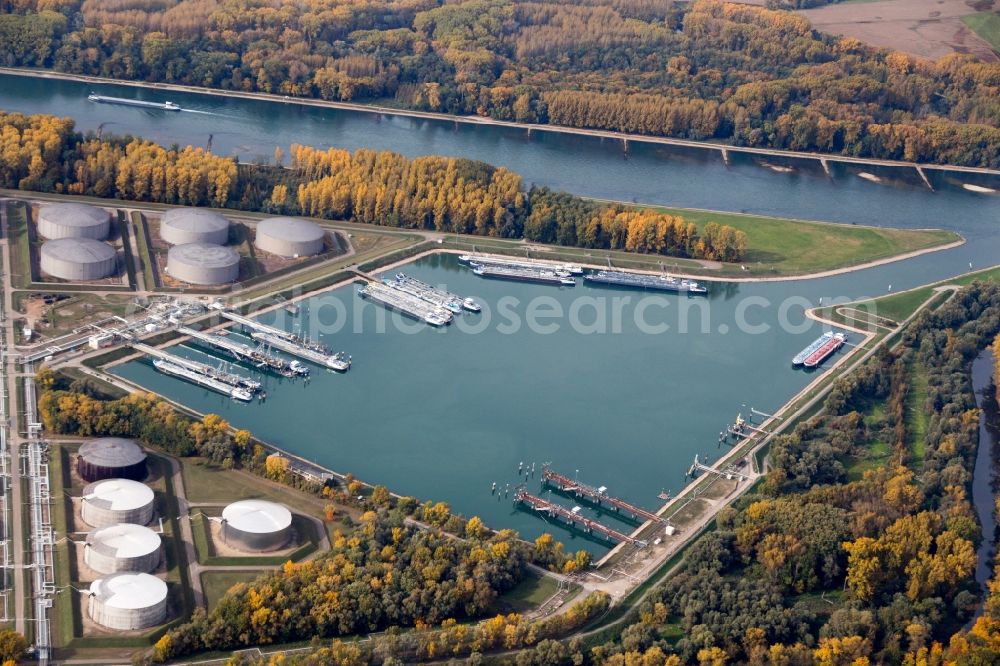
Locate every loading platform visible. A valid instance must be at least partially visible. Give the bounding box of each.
[727,413,769,438]
[177,327,307,377]
[686,454,749,482]
[541,466,664,524]
[514,488,645,545]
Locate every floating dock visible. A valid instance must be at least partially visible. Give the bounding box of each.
[541,466,664,524]
[514,488,643,545]
[583,270,707,294]
[472,265,576,286]
[177,326,309,377]
[153,359,252,401]
[393,273,480,313]
[132,343,262,394]
[358,282,452,326]
[248,330,350,371]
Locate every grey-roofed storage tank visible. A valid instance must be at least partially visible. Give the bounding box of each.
[222,499,292,552]
[40,239,117,281]
[160,208,231,245]
[88,573,168,630]
[37,202,111,240]
[85,523,161,575]
[81,479,155,528]
[77,437,147,483]
[165,243,240,285]
[254,217,325,257]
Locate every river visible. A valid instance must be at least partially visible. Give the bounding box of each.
[4,72,1000,550]
[971,349,998,621]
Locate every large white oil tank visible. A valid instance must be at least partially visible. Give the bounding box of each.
[37,202,110,240]
[221,499,292,552]
[160,208,230,245]
[254,217,325,258]
[81,479,155,528]
[39,239,117,281]
[85,523,161,574]
[88,573,168,630]
[165,243,240,285]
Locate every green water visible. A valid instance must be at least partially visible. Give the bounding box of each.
[114,254,843,552]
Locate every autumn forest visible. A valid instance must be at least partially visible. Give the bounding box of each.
[0,110,749,260]
[0,0,998,166]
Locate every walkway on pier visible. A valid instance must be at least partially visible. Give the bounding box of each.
[221,311,296,342]
[541,466,664,524]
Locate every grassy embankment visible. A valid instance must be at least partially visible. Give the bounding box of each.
[448,206,959,278]
[963,12,1000,52]
[817,264,1000,330]
[653,207,960,276]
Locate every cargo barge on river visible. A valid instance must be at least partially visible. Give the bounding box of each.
[249,330,351,371]
[472,265,576,286]
[796,332,848,368]
[88,93,181,111]
[153,359,253,401]
[392,273,480,313]
[583,270,707,294]
[358,282,452,326]
[459,254,582,276]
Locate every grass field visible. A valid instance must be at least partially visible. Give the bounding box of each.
[5,199,33,288]
[201,571,262,610]
[963,12,1000,52]
[130,211,157,289]
[652,207,959,276]
[905,361,928,465]
[496,572,560,613]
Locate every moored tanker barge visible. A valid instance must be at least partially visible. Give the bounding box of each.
[802,332,847,368]
[472,265,576,286]
[792,332,834,366]
[583,270,707,294]
[153,359,253,401]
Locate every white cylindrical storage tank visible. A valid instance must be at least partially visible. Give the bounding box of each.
[40,239,117,281]
[255,217,325,257]
[85,523,161,574]
[165,243,240,285]
[81,479,155,528]
[88,573,168,630]
[222,499,292,552]
[37,202,110,240]
[160,208,230,245]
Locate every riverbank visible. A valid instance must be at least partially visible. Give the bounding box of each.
[1,185,964,286]
[3,66,999,177]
